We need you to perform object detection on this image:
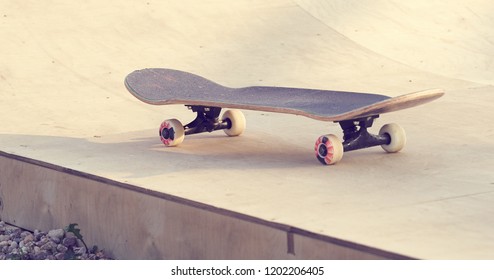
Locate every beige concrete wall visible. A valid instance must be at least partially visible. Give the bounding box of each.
[0,152,404,259]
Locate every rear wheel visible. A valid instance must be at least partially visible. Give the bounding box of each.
[379,123,406,153]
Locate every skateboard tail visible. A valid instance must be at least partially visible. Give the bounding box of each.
[329,88,445,121]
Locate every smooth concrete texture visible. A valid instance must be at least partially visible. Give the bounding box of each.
[1,0,493,259]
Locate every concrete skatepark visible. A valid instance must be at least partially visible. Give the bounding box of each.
[1,0,493,259]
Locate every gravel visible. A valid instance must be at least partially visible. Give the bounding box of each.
[0,220,112,260]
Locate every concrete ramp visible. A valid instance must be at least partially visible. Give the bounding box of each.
[296,0,494,85]
[1,1,493,259]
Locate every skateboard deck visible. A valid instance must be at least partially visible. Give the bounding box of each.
[125,68,444,165]
[125,68,443,122]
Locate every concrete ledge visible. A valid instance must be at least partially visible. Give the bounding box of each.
[0,151,410,259]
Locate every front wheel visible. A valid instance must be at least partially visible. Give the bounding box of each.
[159,119,185,146]
[315,134,344,165]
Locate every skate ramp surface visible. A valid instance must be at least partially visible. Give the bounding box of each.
[296,0,494,85]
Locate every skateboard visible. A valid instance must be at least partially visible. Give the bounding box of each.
[125,68,444,165]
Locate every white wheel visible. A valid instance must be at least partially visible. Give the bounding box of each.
[315,134,344,165]
[159,119,185,146]
[221,109,246,137]
[379,123,406,153]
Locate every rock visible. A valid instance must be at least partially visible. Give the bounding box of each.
[74,246,86,255]
[33,246,41,254]
[57,244,68,253]
[9,248,20,257]
[35,239,48,247]
[0,235,9,242]
[20,246,29,255]
[48,229,64,242]
[9,241,18,249]
[23,233,34,243]
[34,250,48,260]
[40,241,55,252]
[62,236,77,247]
[33,229,43,241]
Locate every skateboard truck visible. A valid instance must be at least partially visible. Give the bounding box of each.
[183,106,230,135]
[316,115,406,165]
[157,105,247,147]
[338,116,390,152]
